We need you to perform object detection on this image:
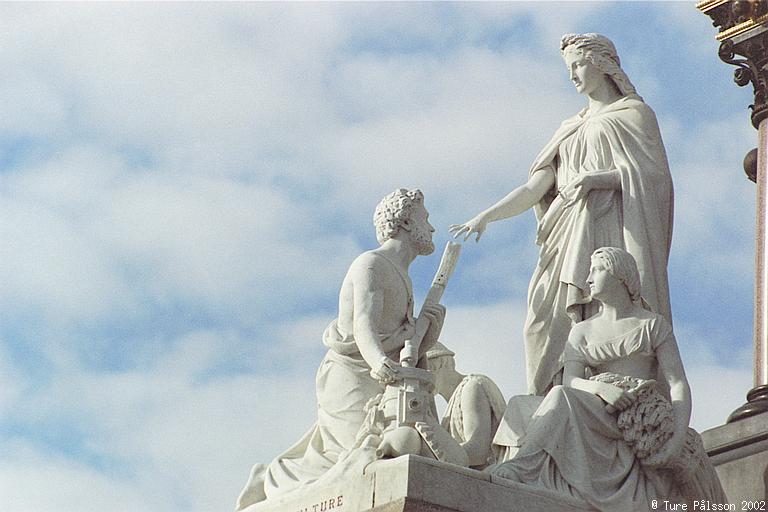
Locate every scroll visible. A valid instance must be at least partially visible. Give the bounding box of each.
[400,241,462,367]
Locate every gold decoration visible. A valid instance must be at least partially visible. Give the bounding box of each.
[696,0,731,14]
[717,13,768,41]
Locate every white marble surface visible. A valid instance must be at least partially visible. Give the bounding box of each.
[241,455,592,512]
[493,247,724,511]
[237,189,449,509]
[426,343,506,469]
[450,33,674,396]
[702,412,768,504]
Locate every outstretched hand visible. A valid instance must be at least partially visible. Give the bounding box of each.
[449,214,488,242]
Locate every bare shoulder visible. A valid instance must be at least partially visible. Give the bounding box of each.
[349,250,381,269]
[568,318,591,341]
[346,250,390,287]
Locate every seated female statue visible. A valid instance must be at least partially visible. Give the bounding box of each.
[493,247,724,511]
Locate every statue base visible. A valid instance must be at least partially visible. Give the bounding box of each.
[242,455,591,512]
[702,410,768,503]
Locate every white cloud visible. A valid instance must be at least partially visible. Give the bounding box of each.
[1,145,363,327]
[0,343,26,417]
[0,1,609,330]
[0,441,165,512]
[665,113,756,297]
[0,188,134,322]
[99,171,359,311]
[322,47,573,187]
[4,327,322,511]
[672,319,753,430]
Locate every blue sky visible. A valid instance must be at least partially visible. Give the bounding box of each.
[0,2,759,510]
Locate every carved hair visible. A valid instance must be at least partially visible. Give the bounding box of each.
[591,247,642,302]
[560,33,638,98]
[373,188,424,245]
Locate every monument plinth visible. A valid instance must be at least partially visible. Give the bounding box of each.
[241,455,591,512]
[701,413,768,504]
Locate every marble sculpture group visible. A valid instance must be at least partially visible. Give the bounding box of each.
[236,33,727,512]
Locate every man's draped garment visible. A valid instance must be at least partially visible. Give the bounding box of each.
[524,95,673,395]
[236,254,415,508]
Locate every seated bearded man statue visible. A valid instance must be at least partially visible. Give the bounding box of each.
[236,189,446,510]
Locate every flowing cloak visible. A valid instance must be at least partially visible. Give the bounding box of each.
[524,94,673,395]
[441,374,507,469]
[236,254,415,510]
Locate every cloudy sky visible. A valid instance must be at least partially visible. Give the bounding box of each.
[0,2,759,511]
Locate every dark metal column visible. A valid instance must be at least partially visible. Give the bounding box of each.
[697,0,768,422]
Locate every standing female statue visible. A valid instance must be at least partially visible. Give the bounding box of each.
[450,34,673,395]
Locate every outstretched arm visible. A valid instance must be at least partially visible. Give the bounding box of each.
[449,167,555,242]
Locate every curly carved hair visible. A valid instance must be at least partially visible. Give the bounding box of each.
[591,247,642,302]
[560,33,638,98]
[373,188,424,245]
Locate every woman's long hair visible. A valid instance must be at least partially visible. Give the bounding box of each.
[561,33,639,99]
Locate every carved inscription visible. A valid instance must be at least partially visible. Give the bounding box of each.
[295,494,344,512]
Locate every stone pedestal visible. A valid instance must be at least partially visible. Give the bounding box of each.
[244,455,592,512]
[702,411,768,504]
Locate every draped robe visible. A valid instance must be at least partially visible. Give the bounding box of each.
[495,315,726,511]
[524,95,673,395]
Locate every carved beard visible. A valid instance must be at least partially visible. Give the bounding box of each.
[411,223,435,256]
